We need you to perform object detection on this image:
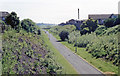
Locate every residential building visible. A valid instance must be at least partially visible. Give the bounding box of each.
[0,11,9,21]
[88,14,118,25]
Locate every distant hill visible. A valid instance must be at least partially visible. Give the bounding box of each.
[36,23,57,26]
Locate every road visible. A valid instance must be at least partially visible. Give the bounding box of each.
[44,30,104,75]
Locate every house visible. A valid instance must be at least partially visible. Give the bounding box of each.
[88,14,118,25]
[0,11,9,33]
[59,19,84,30]
[0,11,9,21]
[58,14,119,30]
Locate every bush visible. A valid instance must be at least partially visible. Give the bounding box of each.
[104,15,120,27]
[104,25,120,35]
[80,18,98,35]
[5,12,20,29]
[68,31,81,44]
[104,18,115,27]
[21,19,41,35]
[95,25,107,35]
[37,29,41,35]
[114,15,120,25]
[49,25,76,35]
[74,33,97,47]
[86,34,119,66]
[59,31,69,41]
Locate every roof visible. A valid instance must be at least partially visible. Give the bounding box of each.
[88,14,118,20]
[0,12,9,17]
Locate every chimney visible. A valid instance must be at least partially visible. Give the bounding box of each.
[78,8,79,20]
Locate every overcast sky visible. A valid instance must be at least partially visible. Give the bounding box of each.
[0,0,120,24]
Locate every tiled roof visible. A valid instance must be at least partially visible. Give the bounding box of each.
[0,12,9,17]
[88,14,118,20]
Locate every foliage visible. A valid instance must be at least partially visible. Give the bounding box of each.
[21,19,41,35]
[5,12,20,29]
[74,33,97,47]
[59,31,69,41]
[50,23,120,66]
[49,25,76,35]
[86,34,119,66]
[104,18,115,27]
[2,11,79,74]
[2,23,60,74]
[104,25,120,35]
[95,25,107,35]
[0,20,6,33]
[104,15,120,27]
[114,15,120,25]
[80,18,98,35]
[68,31,81,44]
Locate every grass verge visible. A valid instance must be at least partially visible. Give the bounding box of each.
[0,33,2,75]
[49,31,118,74]
[41,30,78,74]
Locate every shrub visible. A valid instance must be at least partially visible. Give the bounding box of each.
[104,18,115,27]
[114,15,120,25]
[86,34,119,66]
[74,33,97,47]
[37,29,41,35]
[104,25,120,35]
[5,12,20,29]
[68,31,81,44]
[21,19,41,35]
[80,18,98,35]
[59,31,69,41]
[50,25,76,35]
[95,25,107,35]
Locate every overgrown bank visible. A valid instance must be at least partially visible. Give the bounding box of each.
[48,19,120,74]
[0,12,78,74]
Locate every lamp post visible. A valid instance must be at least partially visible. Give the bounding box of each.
[75,39,77,53]
[75,31,77,53]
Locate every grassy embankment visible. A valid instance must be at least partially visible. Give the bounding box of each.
[0,33,2,75]
[41,30,78,74]
[48,31,118,74]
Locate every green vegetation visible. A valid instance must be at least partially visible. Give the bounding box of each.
[2,25,63,74]
[59,31,69,41]
[80,18,98,35]
[1,11,78,74]
[1,12,63,74]
[48,20,119,74]
[104,18,116,27]
[104,15,120,27]
[5,12,20,31]
[49,25,76,35]
[21,19,41,35]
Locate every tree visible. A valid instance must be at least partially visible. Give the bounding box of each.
[21,19,41,35]
[114,15,120,25]
[5,12,20,29]
[95,25,107,35]
[21,19,36,32]
[59,31,69,41]
[80,18,98,35]
[37,29,41,35]
[104,18,115,27]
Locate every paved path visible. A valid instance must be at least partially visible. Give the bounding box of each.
[44,30,104,75]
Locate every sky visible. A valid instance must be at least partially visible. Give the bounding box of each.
[0,0,120,24]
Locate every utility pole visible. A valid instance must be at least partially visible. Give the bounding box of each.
[78,8,79,20]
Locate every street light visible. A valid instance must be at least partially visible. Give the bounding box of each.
[74,31,77,53]
[75,40,77,53]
